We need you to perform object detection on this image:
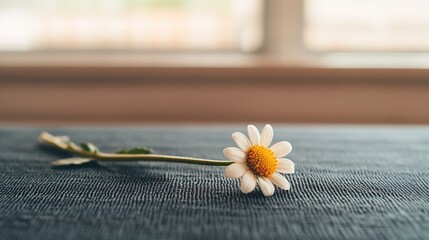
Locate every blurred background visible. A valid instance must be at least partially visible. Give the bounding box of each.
[1,0,429,124]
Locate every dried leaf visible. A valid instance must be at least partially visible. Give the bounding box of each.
[52,158,94,166]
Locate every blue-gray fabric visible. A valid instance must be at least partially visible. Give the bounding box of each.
[0,126,428,240]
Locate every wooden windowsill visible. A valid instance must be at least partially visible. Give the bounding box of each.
[1,52,429,68]
[1,53,429,124]
[0,53,429,85]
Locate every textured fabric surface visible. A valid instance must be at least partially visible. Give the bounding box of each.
[0,125,429,240]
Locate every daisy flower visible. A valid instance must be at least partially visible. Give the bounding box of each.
[223,124,295,196]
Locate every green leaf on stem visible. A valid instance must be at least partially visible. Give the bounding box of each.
[80,143,99,153]
[115,147,153,154]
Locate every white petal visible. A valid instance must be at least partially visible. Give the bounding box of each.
[270,141,292,158]
[247,125,261,146]
[223,147,246,163]
[225,163,248,179]
[240,170,257,193]
[277,158,295,174]
[258,177,275,197]
[268,172,291,190]
[260,124,274,147]
[232,132,252,152]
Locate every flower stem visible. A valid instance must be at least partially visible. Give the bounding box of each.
[39,132,233,166]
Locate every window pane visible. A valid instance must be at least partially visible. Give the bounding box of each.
[0,0,262,52]
[305,0,429,51]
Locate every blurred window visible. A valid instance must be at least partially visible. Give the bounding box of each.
[2,0,427,55]
[305,0,429,51]
[0,0,263,52]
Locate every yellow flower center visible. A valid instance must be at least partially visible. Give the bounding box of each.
[246,145,277,177]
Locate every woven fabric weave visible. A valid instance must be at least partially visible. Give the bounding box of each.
[0,126,428,240]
